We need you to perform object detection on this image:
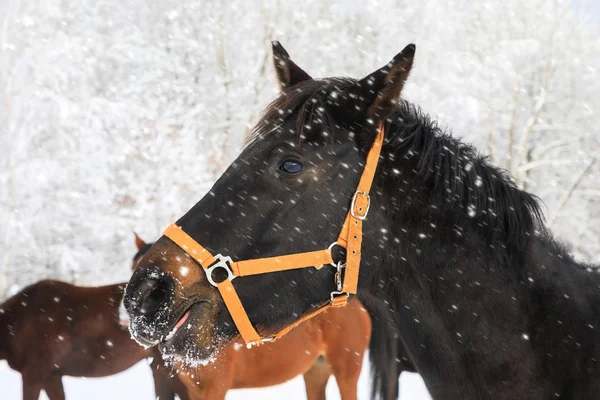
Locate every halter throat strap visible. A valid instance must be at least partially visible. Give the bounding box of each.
[163,121,385,344]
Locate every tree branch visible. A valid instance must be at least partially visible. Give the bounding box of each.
[548,157,598,227]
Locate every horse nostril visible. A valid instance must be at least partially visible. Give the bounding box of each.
[129,278,171,317]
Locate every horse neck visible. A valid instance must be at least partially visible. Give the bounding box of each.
[366,198,600,398]
[365,230,485,398]
[529,235,600,325]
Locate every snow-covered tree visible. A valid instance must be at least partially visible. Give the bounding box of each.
[0,0,598,297]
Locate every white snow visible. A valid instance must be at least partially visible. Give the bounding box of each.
[0,357,431,399]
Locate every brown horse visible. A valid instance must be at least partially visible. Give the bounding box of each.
[127,235,374,400]
[0,235,183,400]
[168,292,370,400]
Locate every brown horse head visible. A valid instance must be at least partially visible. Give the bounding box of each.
[135,232,146,250]
[132,232,153,270]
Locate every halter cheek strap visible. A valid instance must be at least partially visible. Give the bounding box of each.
[163,122,385,344]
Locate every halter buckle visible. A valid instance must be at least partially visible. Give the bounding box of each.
[330,291,349,305]
[205,254,236,287]
[350,190,370,220]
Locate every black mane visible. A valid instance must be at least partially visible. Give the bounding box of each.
[383,101,544,252]
[250,78,544,252]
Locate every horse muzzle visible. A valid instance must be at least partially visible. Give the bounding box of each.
[123,267,176,347]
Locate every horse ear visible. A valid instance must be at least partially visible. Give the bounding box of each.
[272,41,312,90]
[134,232,146,250]
[359,44,416,120]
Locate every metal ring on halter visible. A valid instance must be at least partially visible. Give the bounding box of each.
[327,242,347,268]
[205,254,236,287]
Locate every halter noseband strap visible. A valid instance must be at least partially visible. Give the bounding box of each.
[163,121,385,344]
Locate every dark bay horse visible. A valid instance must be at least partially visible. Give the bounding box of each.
[0,235,183,400]
[121,42,600,399]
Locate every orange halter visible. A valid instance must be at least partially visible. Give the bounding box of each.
[163,122,385,344]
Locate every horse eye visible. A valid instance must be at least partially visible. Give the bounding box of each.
[279,159,304,175]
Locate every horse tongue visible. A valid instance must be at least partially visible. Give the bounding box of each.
[174,310,191,329]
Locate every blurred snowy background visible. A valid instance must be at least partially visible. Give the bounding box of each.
[0,0,599,298]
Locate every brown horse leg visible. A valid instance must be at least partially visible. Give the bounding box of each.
[43,374,65,400]
[326,347,363,400]
[303,355,331,400]
[153,377,176,400]
[21,373,44,400]
[150,355,175,400]
[330,362,361,400]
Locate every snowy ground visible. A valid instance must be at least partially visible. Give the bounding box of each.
[1,355,431,399]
